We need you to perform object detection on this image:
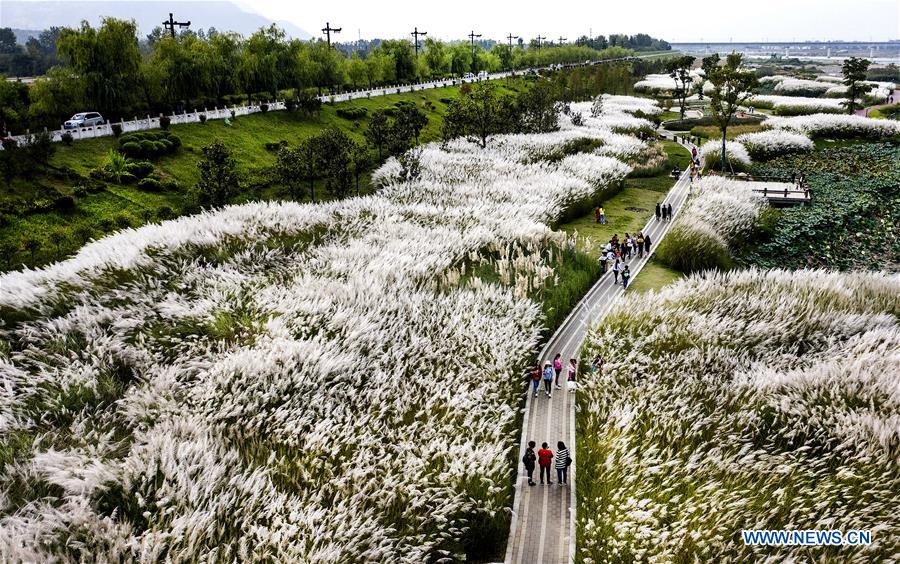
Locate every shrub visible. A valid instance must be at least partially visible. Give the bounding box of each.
[337,107,368,120]
[120,141,141,157]
[156,205,174,220]
[159,115,171,130]
[285,99,297,112]
[73,186,89,198]
[54,195,76,212]
[264,141,287,152]
[119,131,180,159]
[98,218,115,231]
[260,103,269,113]
[199,114,207,124]
[124,161,154,179]
[138,178,163,191]
[111,123,123,137]
[114,215,133,229]
[61,132,74,146]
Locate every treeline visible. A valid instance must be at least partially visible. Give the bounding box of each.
[0,19,669,135]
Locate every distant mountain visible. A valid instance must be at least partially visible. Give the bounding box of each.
[0,1,311,39]
[9,29,42,43]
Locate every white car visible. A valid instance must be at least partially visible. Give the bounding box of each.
[64,112,104,129]
[463,72,475,79]
[477,70,488,79]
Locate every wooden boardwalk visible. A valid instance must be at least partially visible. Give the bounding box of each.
[504,162,694,564]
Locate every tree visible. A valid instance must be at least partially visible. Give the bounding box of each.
[23,237,42,264]
[667,55,696,120]
[443,82,513,148]
[315,128,353,199]
[422,38,449,78]
[347,53,368,88]
[349,141,370,197]
[57,18,142,118]
[698,54,720,100]
[379,40,416,83]
[365,110,391,160]
[195,139,238,207]
[0,29,17,55]
[708,53,758,171]
[842,57,874,114]
[275,146,306,200]
[517,80,561,133]
[297,136,320,203]
[393,102,428,146]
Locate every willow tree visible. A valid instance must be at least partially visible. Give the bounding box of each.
[57,18,141,117]
[708,53,757,171]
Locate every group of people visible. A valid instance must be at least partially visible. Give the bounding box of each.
[597,231,656,289]
[522,440,571,486]
[594,206,606,224]
[530,353,577,398]
[656,202,674,222]
[689,146,704,183]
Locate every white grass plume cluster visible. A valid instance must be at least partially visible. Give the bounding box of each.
[824,82,895,99]
[766,113,900,139]
[751,94,844,114]
[772,77,833,95]
[577,269,900,562]
[699,140,752,167]
[734,130,814,160]
[0,99,652,561]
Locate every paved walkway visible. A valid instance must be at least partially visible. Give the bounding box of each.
[855,89,900,116]
[504,144,694,563]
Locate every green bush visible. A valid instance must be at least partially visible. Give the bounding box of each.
[120,141,140,156]
[137,178,163,191]
[656,223,733,273]
[124,161,154,179]
[119,131,180,159]
[159,116,171,130]
[61,132,74,146]
[336,107,368,120]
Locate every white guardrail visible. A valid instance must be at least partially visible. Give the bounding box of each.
[2,55,658,147]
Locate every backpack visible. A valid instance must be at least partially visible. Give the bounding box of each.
[566,456,572,467]
[523,450,536,466]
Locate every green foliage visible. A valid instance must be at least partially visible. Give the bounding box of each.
[666,55,696,120]
[740,143,900,270]
[336,107,368,120]
[194,139,239,208]
[119,131,180,159]
[707,53,758,169]
[841,57,874,114]
[443,82,517,148]
[137,178,163,191]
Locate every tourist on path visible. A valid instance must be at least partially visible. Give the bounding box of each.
[542,362,554,398]
[598,206,606,225]
[622,265,631,289]
[644,233,652,252]
[553,353,563,389]
[655,202,661,221]
[612,258,622,284]
[556,441,571,486]
[599,251,608,274]
[538,443,554,485]
[637,233,645,258]
[567,358,577,393]
[530,364,541,397]
[523,441,537,486]
[667,203,673,221]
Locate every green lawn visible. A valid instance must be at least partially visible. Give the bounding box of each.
[627,258,683,293]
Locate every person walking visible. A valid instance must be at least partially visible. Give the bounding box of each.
[553,353,563,389]
[567,358,577,393]
[606,249,615,273]
[599,251,608,274]
[636,233,645,258]
[594,206,602,224]
[612,258,622,284]
[644,233,652,252]
[622,264,631,289]
[542,361,554,398]
[530,364,541,397]
[667,203,673,221]
[538,442,554,485]
[523,441,537,486]
[655,202,661,222]
[598,206,606,225]
[555,441,571,486]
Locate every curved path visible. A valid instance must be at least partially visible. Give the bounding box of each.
[505,143,694,563]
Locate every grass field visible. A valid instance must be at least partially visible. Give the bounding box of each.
[627,258,683,293]
[1,81,526,270]
[689,124,766,141]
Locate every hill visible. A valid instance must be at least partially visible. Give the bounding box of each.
[0,1,311,39]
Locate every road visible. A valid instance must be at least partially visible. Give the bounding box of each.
[504,148,694,564]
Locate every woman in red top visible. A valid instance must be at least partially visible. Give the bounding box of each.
[538,442,554,485]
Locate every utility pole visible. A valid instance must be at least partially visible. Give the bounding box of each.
[536,35,546,48]
[322,22,342,48]
[469,30,482,72]
[507,33,519,49]
[162,13,191,39]
[557,36,567,45]
[411,27,427,58]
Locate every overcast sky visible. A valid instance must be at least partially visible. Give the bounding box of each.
[241,0,900,42]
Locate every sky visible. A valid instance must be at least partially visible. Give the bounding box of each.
[241,0,900,42]
[3,0,898,42]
